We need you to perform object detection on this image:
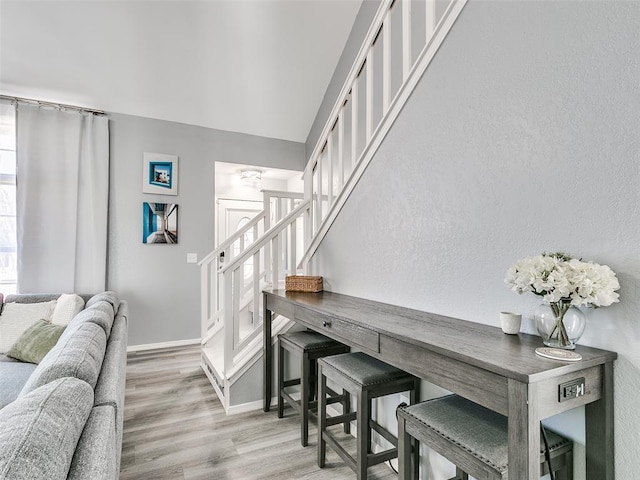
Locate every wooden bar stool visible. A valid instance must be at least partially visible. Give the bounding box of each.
[277,331,350,447]
[317,352,420,480]
[397,395,573,480]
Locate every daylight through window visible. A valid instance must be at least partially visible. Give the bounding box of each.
[0,101,17,294]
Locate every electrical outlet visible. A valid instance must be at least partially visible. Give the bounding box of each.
[559,377,585,402]
[187,253,198,264]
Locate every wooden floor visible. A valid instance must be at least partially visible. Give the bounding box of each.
[120,345,398,480]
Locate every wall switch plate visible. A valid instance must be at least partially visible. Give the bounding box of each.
[187,253,198,264]
[559,377,585,402]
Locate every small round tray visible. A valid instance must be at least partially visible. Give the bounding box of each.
[535,347,582,362]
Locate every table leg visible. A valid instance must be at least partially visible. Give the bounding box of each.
[586,361,614,480]
[263,303,272,412]
[508,378,540,479]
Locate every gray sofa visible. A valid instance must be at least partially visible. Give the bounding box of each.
[0,292,128,480]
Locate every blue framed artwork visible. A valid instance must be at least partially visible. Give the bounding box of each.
[142,152,178,195]
[142,202,178,244]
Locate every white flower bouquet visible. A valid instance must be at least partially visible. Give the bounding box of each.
[505,252,620,307]
[505,252,620,347]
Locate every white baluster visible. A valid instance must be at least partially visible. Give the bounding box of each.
[351,83,359,166]
[383,16,391,114]
[315,157,322,227]
[338,112,344,190]
[402,0,412,80]
[328,133,334,206]
[233,266,241,349]
[426,0,436,41]
[366,52,374,141]
[223,270,233,373]
[253,250,260,325]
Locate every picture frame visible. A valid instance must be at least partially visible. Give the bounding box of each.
[142,152,178,195]
[142,202,178,244]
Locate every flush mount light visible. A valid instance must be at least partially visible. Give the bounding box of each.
[240,169,262,186]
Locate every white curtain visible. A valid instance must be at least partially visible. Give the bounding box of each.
[16,103,109,293]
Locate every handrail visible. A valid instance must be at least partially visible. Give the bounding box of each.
[198,210,264,266]
[303,0,393,178]
[299,0,468,268]
[199,190,303,266]
[221,199,310,275]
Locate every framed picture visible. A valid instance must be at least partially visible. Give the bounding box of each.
[142,152,178,195]
[142,202,178,244]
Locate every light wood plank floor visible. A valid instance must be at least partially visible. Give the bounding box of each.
[121,345,398,480]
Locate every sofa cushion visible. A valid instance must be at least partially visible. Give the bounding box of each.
[0,359,37,409]
[20,322,107,395]
[61,303,115,341]
[6,319,66,364]
[0,377,94,480]
[0,301,57,353]
[85,291,120,315]
[52,293,86,326]
[67,405,117,480]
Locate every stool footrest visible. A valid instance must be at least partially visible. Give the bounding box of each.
[326,411,357,427]
[370,419,397,447]
[322,431,357,472]
[283,379,301,388]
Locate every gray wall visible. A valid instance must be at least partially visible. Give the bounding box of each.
[311,1,640,478]
[108,113,305,346]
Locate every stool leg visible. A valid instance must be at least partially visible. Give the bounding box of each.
[356,390,371,480]
[455,467,469,480]
[555,449,573,480]
[277,341,284,419]
[309,359,317,403]
[317,363,327,468]
[301,351,310,447]
[397,413,412,480]
[410,379,420,480]
[343,389,351,435]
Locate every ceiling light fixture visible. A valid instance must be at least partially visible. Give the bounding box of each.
[240,169,262,186]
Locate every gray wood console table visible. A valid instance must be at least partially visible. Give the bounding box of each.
[263,289,616,480]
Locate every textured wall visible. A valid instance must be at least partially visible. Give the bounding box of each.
[108,113,305,346]
[312,1,640,478]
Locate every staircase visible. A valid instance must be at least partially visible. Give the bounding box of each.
[200,0,468,414]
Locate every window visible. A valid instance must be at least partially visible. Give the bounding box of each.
[0,101,17,294]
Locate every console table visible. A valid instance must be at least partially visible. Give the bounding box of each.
[263,289,616,480]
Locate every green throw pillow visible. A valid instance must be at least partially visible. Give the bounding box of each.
[7,319,65,364]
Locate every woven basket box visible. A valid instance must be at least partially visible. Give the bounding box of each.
[285,275,323,292]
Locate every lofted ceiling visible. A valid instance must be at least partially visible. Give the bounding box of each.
[0,0,362,143]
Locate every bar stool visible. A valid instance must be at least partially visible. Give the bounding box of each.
[396,395,574,480]
[317,352,420,480]
[277,331,350,447]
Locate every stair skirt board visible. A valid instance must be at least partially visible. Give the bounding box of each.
[201,316,297,414]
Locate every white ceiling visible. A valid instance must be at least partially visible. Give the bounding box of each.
[0,0,362,143]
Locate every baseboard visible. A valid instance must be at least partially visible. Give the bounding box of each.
[226,396,278,416]
[127,338,200,353]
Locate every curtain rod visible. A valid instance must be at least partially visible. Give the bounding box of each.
[0,95,106,116]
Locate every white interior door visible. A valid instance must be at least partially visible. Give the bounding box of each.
[216,198,262,246]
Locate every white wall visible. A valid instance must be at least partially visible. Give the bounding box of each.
[107,113,305,346]
[311,1,640,478]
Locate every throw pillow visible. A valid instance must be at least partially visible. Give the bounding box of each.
[6,319,66,364]
[51,293,85,326]
[0,377,94,480]
[0,301,57,354]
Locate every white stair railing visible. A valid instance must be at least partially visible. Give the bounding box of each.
[200,191,308,376]
[300,0,468,266]
[200,190,303,341]
[218,200,309,373]
[200,0,468,402]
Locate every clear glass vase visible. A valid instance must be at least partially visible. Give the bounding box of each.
[534,301,586,350]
